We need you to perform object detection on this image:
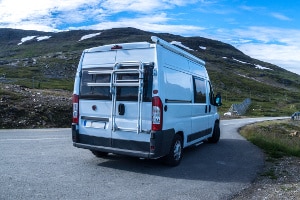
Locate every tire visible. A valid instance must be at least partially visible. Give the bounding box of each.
[207,122,220,143]
[164,134,183,166]
[91,150,109,158]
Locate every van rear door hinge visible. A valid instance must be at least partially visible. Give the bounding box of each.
[153,69,157,76]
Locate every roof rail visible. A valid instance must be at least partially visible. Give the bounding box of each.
[151,36,205,66]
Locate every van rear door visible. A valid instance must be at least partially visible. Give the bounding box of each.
[78,47,154,151]
[78,50,115,146]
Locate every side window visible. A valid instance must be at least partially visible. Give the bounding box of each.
[193,78,206,103]
[208,81,214,105]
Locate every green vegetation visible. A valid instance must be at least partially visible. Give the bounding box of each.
[240,119,300,158]
[261,168,278,180]
[1,28,300,116]
[0,87,23,100]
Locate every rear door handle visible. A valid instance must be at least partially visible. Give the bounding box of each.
[118,103,125,115]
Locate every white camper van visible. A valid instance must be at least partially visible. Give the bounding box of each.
[72,36,222,166]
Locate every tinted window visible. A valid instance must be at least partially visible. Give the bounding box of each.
[80,70,111,100]
[116,72,139,101]
[194,78,206,103]
[80,65,153,102]
[208,81,214,105]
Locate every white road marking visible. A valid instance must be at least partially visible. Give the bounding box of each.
[0,137,68,142]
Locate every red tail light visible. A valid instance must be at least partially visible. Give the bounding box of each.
[111,45,122,50]
[72,94,79,124]
[152,96,163,131]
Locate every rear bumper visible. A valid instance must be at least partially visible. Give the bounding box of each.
[72,124,174,159]
[74,142,153,158]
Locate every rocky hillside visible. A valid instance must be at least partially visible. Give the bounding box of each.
[0,83,71,128]
[0,27,299,128]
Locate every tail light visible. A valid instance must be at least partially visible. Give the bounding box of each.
[72,94,79,124]
[111,45,122,50]
[152,96,163,131]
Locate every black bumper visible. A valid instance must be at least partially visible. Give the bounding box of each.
[72,124,174,159]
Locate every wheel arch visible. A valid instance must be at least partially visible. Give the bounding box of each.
[176,131,184,147]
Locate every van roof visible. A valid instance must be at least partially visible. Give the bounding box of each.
[85,42,152,53]
[83,36,205,66]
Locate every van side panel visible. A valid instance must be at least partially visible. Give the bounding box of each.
[162,67,192,136]
[156,45,214,147]
[189,60,207,78]
[155,46,193,146]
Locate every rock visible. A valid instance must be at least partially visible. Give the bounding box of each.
[289,131,299,137]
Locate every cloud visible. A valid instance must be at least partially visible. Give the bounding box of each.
[100,0,167,13]
[0,0,202,31]
[0,0,100,30]
[271,13,292,21]
[98,0,200,18]
[200,26,300,74]
[239,5,255,11]
[76,13,205,35]
[231,27,300,74]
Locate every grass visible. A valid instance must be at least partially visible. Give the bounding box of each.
[261,168,278,180]
[0,87,23,100]
[240,119,300,158]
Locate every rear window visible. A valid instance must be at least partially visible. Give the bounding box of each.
[80,70,111,100]
[80,64,153,102]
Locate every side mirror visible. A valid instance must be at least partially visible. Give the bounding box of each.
[214,93,222,107]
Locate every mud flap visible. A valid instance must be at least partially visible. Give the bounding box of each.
[150,129,175,158]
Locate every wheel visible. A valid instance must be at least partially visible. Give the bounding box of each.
[91,150,108,158]
[207,122,220,143]
[164,134,183,166]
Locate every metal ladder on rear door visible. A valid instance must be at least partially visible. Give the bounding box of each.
[110,61,144,133]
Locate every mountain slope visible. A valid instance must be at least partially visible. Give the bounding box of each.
[0,27,299,119]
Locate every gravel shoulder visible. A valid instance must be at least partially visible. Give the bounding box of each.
[232,154,300,199]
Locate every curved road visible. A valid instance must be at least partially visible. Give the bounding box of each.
[0,117,286,200]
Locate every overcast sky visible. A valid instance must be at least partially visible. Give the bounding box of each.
[0,0,299,75]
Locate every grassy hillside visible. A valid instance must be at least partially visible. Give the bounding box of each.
[0,27,299,117]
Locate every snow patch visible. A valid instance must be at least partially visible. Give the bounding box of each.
[18,36,36,45]
[237,73,263,83]
[233,58,249,64]
[224,112,232,116]
[36,36,51,41]
[79,32,101,41]
[199,46,206,50]
[233,57,272,71]
[18,35,52,45]
[255,64,273,70]
[170,41,194,51]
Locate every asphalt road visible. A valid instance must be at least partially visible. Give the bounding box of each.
[0,117,286,200]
